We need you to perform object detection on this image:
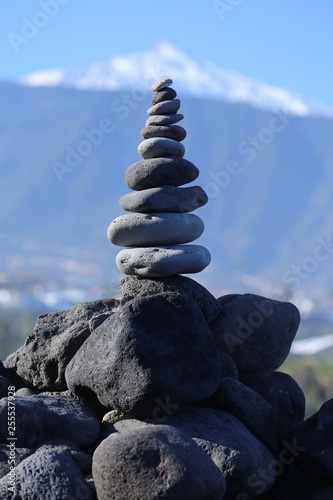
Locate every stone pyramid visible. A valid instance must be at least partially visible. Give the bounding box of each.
[107,78,211,278]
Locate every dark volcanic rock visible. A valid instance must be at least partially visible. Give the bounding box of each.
[0,447,93,500]
[210,376,276,451]
[66,293,221,417]
[0,359,25,390]
[0,376,10,398]
[0,395,100,449]
[209,293,300,373]
[92,425,226,500]
[0,445,32,479]
[166,407,277,499]
[288,398,333,480]
[118,274,221,323]
[4,298,119,392]
[259,464,325,500]
[240,370,306,440]
[218,351,238,379]
[36,440,92,476]
[115,407,276,499]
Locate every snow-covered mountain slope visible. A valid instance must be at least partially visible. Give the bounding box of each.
[18,41,333,118]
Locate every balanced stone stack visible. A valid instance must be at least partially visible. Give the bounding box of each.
[107,78,211,278]
[1,80,333,499]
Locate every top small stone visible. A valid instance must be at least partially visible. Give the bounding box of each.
[151,78,173,92]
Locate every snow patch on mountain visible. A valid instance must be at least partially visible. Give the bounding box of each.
[18,41,333,118]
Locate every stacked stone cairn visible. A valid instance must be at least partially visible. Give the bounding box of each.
[0,80,332,499]
[107,77,211,278]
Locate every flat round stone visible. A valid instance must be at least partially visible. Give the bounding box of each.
[152,88,177,105]
[141,125,186,142]
[147,100,180,116]
[107,213,204,247]
[146,114,184,127]
[151,78,173,92]
[119,186,208,213]
[138,138,185,159]
[116,245,211,277]
[125,158,199,190]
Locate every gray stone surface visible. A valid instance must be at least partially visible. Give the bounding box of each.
[4,298,119,391]
[116,245,211,278]
[240,370,306,440]
[37,440,92,476]
[166,407,276,499]
[114,408,276,499]
[209,293,300,373]
[0,445,32,479]
[107,212,204,247]
[0,395,100,449]
[125,157,198,190]
[119,185,207,213]
[210,376,276,451]
[152,87,177,104]
[147,99,181,115]
[0,448,93,500]
[151,78,173,92]
[141,125,186,141]
[138,137,185,159]
[146,113,184,126]
[92,425,226,500]
[65,293,221,417]
[118,274,221,323]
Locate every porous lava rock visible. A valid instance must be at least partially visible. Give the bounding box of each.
[209,293,300,373]
[0,395,100,449]
[92,425,226,500]
[4,298,119,392]
[118,274,221,323]
[0,447,93,499]
[65,292,221,417]
[287,398,333,481]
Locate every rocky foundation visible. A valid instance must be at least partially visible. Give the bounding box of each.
[0,80,332,499]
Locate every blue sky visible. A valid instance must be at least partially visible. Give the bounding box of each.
[1,0,333,105]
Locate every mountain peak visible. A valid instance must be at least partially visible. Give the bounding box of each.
[18,41,333,118]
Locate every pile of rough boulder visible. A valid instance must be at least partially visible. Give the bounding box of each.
[0,79,332,499]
